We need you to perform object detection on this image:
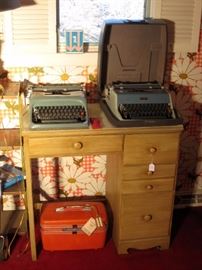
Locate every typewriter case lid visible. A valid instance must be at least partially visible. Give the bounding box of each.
[97,19,168,92]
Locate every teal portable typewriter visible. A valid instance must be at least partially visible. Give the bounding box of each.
[28,84,89,129]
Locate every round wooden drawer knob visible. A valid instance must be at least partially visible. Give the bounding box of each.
[73,142,83,149]
[149,147,157,153]
[146,184,153,190]
[143,215,152,222]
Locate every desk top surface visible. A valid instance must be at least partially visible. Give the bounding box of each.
[21,103,183,138]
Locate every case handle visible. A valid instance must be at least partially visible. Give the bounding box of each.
[55,203,103,227]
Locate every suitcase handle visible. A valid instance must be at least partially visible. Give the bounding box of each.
[56,205,91,212]
[55,204,103,227]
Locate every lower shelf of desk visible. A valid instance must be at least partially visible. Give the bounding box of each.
[0,210,27,234]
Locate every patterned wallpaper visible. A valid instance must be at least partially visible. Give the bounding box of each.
[165,20,202,207]
[1,19,202,209]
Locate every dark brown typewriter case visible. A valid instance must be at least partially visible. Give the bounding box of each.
[97,19,182,126]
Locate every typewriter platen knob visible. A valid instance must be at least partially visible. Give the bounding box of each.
[73,142,83,150]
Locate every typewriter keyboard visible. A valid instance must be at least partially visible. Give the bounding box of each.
[32,105,87,124]
[118,103,173,120]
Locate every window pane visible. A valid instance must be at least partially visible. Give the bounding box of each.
[59,0,145,43]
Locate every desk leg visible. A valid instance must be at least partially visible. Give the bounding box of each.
[106,153,122,249]
[23,143,37,261]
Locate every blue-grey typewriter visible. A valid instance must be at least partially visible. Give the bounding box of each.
[28,83,89,129]
[97,19,182,127]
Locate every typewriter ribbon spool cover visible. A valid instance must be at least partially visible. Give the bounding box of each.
[97,19,182,127]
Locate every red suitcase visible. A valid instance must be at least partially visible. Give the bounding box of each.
[40,201,108,251]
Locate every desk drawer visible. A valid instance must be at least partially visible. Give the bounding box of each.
[123,164,176,180]
[123,133,179,165]
[27,135,123,157]
[120,192,173,240]
[122,178,174,194]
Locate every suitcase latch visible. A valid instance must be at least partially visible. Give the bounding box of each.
[61,225,78,234]
[72,225,78,234]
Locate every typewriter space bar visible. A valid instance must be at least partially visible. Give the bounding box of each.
[40,119,82,124]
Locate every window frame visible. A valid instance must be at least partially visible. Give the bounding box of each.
[147,0,202,52]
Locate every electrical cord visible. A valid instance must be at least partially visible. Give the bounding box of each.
[7,211,25,257]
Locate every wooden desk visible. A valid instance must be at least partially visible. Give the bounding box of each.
[21,103,182,261]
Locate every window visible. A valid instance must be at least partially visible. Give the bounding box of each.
[0,0,201,67]
[59,0,145,44]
